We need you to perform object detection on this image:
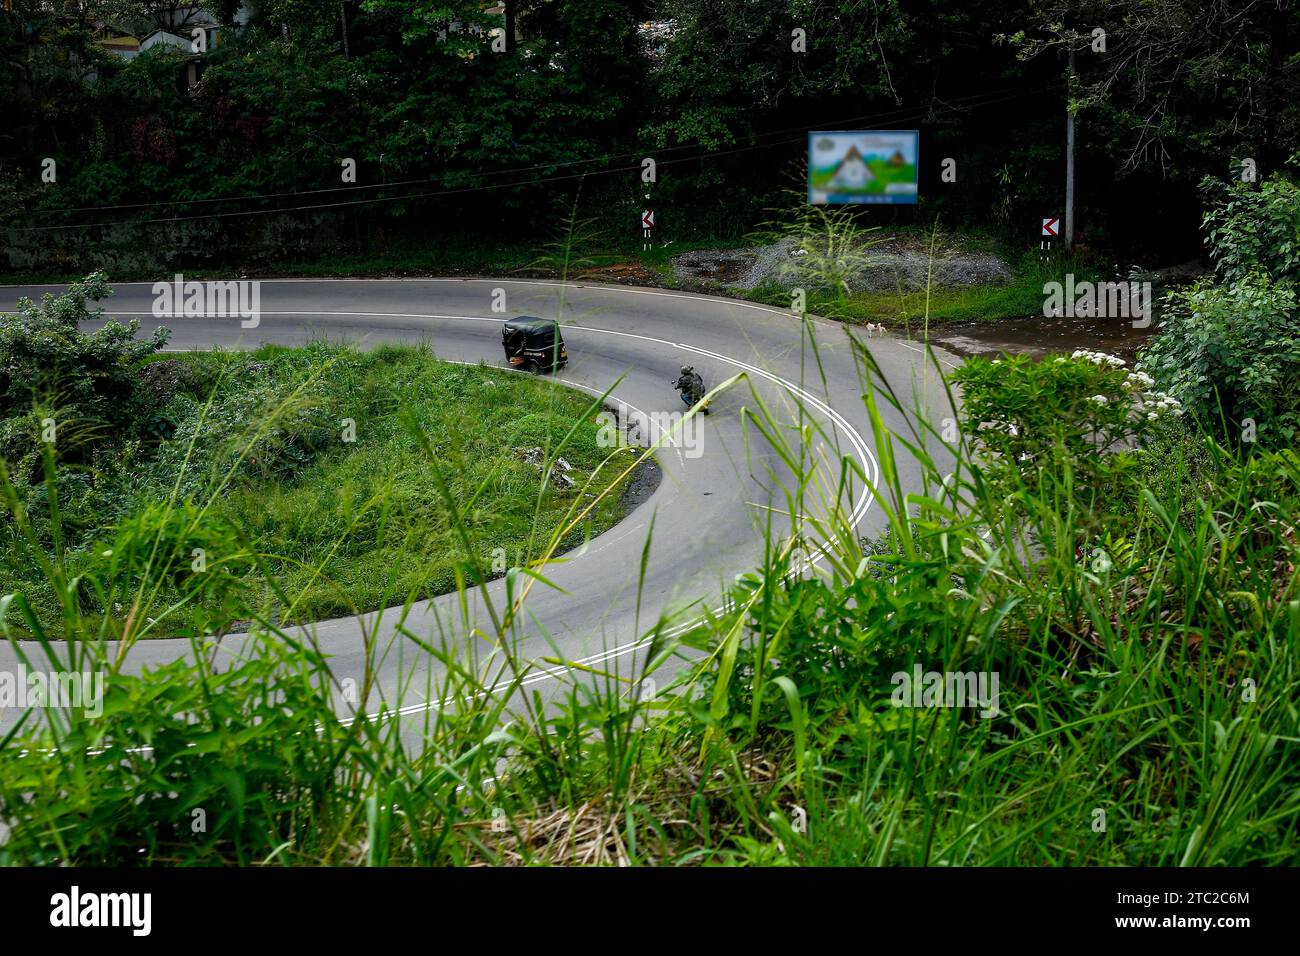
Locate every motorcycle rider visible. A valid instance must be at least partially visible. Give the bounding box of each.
[672,365,709,414]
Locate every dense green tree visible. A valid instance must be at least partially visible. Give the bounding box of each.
[1006,0,1300,179]
[1,0,1296,262]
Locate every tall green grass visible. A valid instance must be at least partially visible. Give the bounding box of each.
[0,342,641,636]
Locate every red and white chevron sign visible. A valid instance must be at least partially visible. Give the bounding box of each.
[641,210,655,230]
[1042,217,1060,237]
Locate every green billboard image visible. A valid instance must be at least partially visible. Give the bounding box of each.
[808,130,920,204]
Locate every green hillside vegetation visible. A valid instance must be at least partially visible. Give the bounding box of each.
[0,323,638,638]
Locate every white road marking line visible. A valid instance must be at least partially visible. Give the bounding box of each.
[12,276,960,368]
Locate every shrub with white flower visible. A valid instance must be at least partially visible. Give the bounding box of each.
[951,350,1172,514]
[1064,352,1183,423]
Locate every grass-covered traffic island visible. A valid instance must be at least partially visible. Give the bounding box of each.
[0,279,640,638]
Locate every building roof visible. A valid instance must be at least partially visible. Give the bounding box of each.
[138,29,202,55]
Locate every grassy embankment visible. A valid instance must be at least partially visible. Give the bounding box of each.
[745,248,1097,329]
[0,343,642,637]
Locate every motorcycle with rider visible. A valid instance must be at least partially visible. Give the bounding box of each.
[672,365,710,415]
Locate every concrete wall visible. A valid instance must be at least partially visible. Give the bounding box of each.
[3,211,343,276]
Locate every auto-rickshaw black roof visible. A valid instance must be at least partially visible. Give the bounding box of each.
[502,316,560,334]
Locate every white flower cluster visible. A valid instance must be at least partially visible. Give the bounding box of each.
[1069,349,1127,367]
[1138,391,1182,420]
[1127,368,1182,420]
[1057,350,1183,422]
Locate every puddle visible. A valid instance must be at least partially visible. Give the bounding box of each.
[926,314,1156,363]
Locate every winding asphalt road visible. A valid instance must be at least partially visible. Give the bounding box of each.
[0,278,958,733]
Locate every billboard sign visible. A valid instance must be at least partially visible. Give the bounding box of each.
[808,130,920,205]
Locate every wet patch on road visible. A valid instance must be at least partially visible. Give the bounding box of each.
[925,313,1157,363]
[619,450,663,511]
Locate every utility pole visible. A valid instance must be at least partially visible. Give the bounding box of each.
[339,1,350,58]
[1064,38,1076,253]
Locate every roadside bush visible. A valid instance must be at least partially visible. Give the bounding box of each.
[1,340,636,635]
[950,350,1181,520]
[1202,171,1300,285]
[1141,169,1300,446]
[679,346,1299,865]
[1140,271,1300,445]
[0,272,168,476]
